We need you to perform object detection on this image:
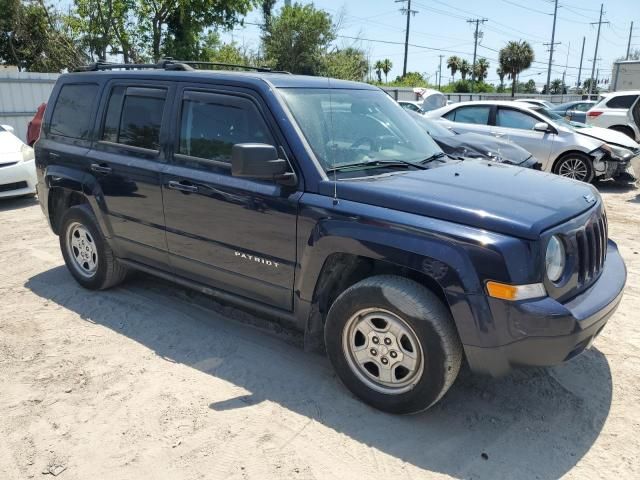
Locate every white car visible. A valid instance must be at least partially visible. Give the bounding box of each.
[398,101,424,114]
[0,125,37,198]
[514,98,555,109]
[586,90,640,141]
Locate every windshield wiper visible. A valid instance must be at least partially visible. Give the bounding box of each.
[326,159,427,173]
[419,152,447,164]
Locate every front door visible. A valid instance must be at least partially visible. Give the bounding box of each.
[162,86,299,310]
[87,80,173,269]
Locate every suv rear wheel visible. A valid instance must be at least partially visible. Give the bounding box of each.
[324,275,462,414]
[59,205,128,290]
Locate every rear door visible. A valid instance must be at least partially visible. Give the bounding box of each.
[492,106,555,169]
[161,84,299,310]
[87,80,174,269]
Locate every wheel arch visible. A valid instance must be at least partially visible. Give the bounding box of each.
[551,149,594,174]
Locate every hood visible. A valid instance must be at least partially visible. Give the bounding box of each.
[0,131,25,165]
[434,131,535,167]
[326,161,598,240]
[575,125,639,149]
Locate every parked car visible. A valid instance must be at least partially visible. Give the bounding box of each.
[549,100,596,123]
[0,124,37,198]
[408,112,541,169]
[27,102,47,146]
[514,98,554,109]
[398,100,424,114]
[586,90,640,141]
[35,62,626,414]
[427,100,635,183]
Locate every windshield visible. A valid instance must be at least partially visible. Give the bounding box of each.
[533,107,575,128]
[278,88,443,172]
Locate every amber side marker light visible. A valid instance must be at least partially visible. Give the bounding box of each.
[486,281,546,301]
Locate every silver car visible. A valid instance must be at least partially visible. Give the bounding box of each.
[427,100,638,183]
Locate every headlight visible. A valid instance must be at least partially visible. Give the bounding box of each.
[601,143,633,161]
[20,143,35,163]
[545,235,566,282]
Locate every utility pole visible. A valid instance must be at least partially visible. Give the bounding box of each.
[561,42,570,100]
[438,54,444,90]
[589,4,609,97]
[545,0,559,95]
[468,18,487,93]
[396,0,418,77]
[577,36,585,89]
[626,21,634,60]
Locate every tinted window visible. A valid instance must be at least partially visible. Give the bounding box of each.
[401,103,421,112]
[178,92,274,165]
[606,95,638,109]
[101,86,165,150]
[446,106,490,125]
[496,108,540,130]
[574,102,593,112]
[49,84,98,139]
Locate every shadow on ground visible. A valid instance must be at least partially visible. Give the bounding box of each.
[26,266,613,480]
[0,195,38,212]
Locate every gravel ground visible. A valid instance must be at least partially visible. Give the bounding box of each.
[0,183,638,480]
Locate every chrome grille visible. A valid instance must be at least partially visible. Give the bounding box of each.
[575,210,607,286]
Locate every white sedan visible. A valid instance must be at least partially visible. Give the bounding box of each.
[0,125,37,198]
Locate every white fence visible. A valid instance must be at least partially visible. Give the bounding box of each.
[0,72,59,142]
[382,87,597,104]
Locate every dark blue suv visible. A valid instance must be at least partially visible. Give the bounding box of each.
[34,62,626,414]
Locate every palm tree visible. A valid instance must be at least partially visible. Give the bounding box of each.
[381,58,393,83]
[496,66,506,89]
[459,59,471,81]
[374,60,383,83]
[499,40,535,97]
[447,55,461,81]
[474,58,490,81]
[550,78,563,94]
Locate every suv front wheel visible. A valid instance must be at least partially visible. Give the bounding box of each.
[59,205,128,290]
[324,275,462,414]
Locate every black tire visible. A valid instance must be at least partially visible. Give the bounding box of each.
[324,275,462,414]
[609,125,636,140]
[553,152,595,183]
[59,205,128,290]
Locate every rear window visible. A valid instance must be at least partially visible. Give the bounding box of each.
[49,84,98,139]
[606,94,639,109]
[444,105,490,125]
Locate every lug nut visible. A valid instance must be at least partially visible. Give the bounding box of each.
[372,337,380,344]
[390,351,397,358]
[384,338,392,345]
[381,357,389,365]
[370,348,377,356]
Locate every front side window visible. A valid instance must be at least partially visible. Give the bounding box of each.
[606,95,639,109]
[496,108,540,130]
[445,106,491,125]
[49,84,98,139]
[278,88,442,172]
[178,91,274,165]
[101,86,166,150]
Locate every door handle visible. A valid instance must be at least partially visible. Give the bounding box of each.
[90,163,112,175]
[167,180,198,193]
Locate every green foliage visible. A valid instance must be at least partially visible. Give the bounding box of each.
[447,55,461,80]
[459,59,470,80]
[322,48,368,81]
[262,3,335,75]
[374,60,383,82]
[519,79,538,94]
[473,58,489,80]
[385,71,431,87]
[441,79,495,93]
[499,40,535,97]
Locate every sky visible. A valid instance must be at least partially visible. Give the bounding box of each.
[219,0,640,88]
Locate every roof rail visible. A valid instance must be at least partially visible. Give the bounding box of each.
[74,59,291,74]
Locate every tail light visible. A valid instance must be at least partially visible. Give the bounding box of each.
[587,111,603,117]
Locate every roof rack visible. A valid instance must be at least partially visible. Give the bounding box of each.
[74,59,290,74]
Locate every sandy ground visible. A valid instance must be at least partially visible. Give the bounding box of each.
[0,184,638,480]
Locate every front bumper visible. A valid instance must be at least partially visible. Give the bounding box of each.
[465,240,626,376]
[0,159,37,198]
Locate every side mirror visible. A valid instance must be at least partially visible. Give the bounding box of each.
[231,143,293,183]
[1,124,14,134]
[533,122,551,133]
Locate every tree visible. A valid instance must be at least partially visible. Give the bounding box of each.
[499,40,535,97]
[323,47,368,81]
[474,57,489,81]
[380,58,392,83]
[262,3,335,75]
[446,55,461,81]
[459,59,470,81]
[550,78,563,94]
[374,60,383,82]
[496,66,506,89]
[583,78,599,94]
[261,0,277,29]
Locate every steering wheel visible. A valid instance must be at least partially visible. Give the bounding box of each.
[351,137,377,151]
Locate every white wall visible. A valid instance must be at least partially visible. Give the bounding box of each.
[0,71,59,142]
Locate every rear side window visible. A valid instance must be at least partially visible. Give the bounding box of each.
[101,86,166,150]
[496,108,539,130]
[178,91,274,166]
[574,103,592,112]
[444,106,490,125]
[606,95,638,109]
[49,84,98,139]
